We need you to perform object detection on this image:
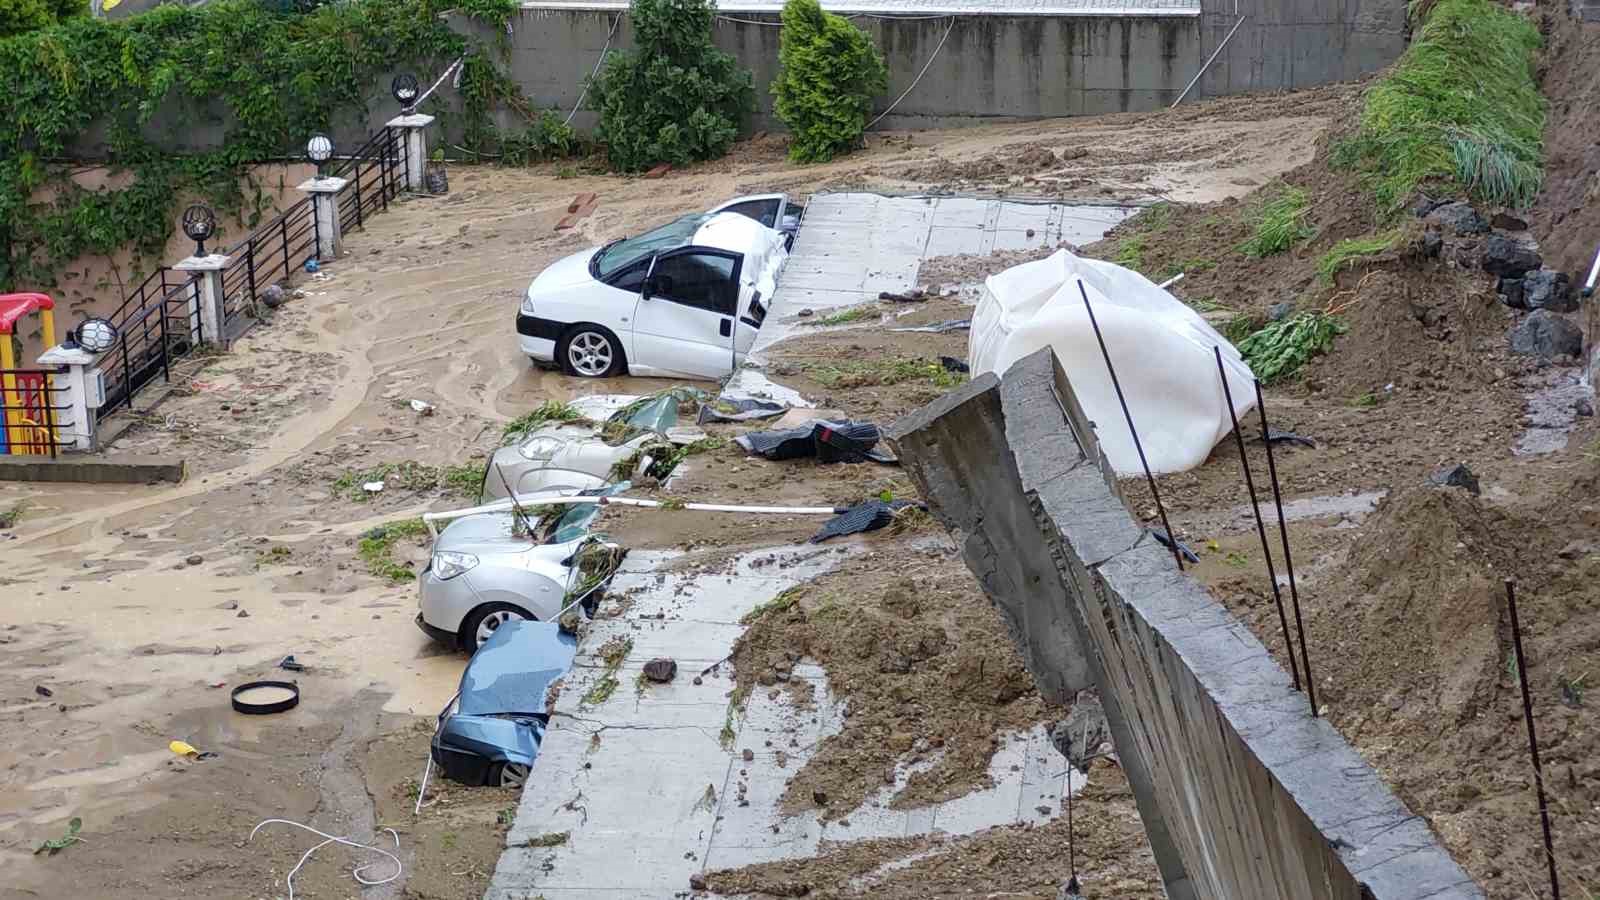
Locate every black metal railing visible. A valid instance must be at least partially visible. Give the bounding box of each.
[219,196,319,328]
[334,127,407,235]
[0,369,71,457]
[96,276,200,419]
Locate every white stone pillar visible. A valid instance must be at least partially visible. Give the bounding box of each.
[34,345,99,452]
[386,114,435,192]
[174,253,232,348]
[298,176,348,262]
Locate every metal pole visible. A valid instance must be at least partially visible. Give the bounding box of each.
[43,375,58,459]
[245,240,258,303]
[1077,280,1184,571]
[1506,579,1561,900]
[1214,347,1303,691]
[282,214,293,276]
[1255,379,1317,716]
[1172,14,1247,109]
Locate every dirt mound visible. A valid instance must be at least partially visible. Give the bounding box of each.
[1530,8,1600,275]
[728,546,1045,820]
[903,142,1087,187]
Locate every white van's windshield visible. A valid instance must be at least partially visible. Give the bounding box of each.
[593,214,710,278]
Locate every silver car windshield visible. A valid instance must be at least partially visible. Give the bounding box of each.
[594,213,709,278]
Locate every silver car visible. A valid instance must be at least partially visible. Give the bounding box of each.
[415,501,623,649]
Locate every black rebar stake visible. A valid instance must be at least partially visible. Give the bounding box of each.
[1077,280,1184,571]
[1506,579,1561,900]
[1254,378,1318,717]
[1213,348,1302,692]
[1065,765,1080,895]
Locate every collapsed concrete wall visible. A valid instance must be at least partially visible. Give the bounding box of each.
[887,349,1481,900]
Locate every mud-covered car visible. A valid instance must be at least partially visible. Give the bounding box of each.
[430,618,577,787]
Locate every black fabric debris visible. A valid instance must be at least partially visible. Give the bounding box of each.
[1256,428,1316,449]
[736,420,896,464]
[939,356,970,374]
[810,500,925,543]
[1148,528,1200,563]
[697,397,789,424]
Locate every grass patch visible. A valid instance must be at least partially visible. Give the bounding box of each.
[502,401,585,445]
[1239,187,1314,258]
[1335,0,1543,209]
[331,460,484,502]
[1187,296,1229,313]
[1317,231,1403,283]
[1221,314,1262,345]
[1236,312,1348,384]
[1114,234,1147,272]
[357,518,429,583]
[581,636,633,706]
[740,587,801,625]
[1127,201,1174,232]
[807,307,876,327]
[0,500,27,529]
[1349,391,1386,409]
[800,358,965,390]
[658,497,688,511]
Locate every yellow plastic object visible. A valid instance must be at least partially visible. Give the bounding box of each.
[168,740,199,758]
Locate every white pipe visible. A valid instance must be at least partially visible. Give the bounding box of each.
[1158,273,1185,290]
[422,493,844,534]
[1171,15,1247,110]
[1583,243,1600,298]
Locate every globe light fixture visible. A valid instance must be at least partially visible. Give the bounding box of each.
[74,317,119,354]
[181,204,217,256]
[307,133,335,179]
[392,73,420,111]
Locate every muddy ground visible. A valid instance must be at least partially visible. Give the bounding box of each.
[1,91,1328,900]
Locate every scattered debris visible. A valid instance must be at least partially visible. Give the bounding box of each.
[810,499,926,543]
[526,831,570,848]
[1428,463,1481,496]
[890,318,972,334]
[409,399,436,416]
[736,421,897,464]
[698,397,789,424]
[34,685,52,698]
[1509,310,1582,359]
[879,289,928,302]
[362,481,385,494]
[938,356,970,374]
[249,818,402,899]
[1257,428,1316,449]
[1148,527,1200,563]
[278,654,307,673]
[186,554,204,566]
[644,163,671,180]
[642,658,678,683]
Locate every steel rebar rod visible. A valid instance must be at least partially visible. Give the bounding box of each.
[1505,579,1560,900]
[1254,378,1317,716]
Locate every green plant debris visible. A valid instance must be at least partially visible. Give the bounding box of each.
[800,358,965,390]
[1317,231,1403,283]
[357,518,429,583]
[0,500,27,529]
[741,588,802,625]
[555,165,578,179]
[888,505,936,535]
[582,636,632,706]
[719,701,739,749]
[1224,552,1249,569]
[1236,312,1348,384]
[257,545,292,564]
[638,434,728,481]
[1187,296,1229,313]
[331,460,483,501]
[1221,314,1262,346]
[1349,391,1385,408]
[806,306,875,326]
[502,401,585,444]
[497,807,517,827]
[1156,257,1218,281]
[34,818,82,855]
[526,831,570,848]
[1239,187,1314,258]
[1560,671,1587,708]
[1335,0,1543,209]
[1125,202,1174,233]
[658,497,688,511]
[441,831,458,850]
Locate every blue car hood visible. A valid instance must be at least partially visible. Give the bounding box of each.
[458,619,578,716]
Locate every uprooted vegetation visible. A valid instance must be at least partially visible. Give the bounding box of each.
[356,518,430,583]
[331,460,485,501]
[728,547,1044,820]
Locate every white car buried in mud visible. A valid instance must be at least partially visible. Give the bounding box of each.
[515,195,794,380]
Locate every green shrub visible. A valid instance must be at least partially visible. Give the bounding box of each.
[1335,0,1543,209]
[500,110,582,165]
[1238,187,1314,258]
[770,0,886,163]
[0,0,81,39]
[588,0,753,172]
[1236,312,1347,384]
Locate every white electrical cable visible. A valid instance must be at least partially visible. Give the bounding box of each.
[415,58,463,109]
[423,493,844,533]
[866,17,954,131]
[566,13,623,126]
[249,819,403,900]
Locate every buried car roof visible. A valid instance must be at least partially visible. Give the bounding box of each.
[458,618,578,717]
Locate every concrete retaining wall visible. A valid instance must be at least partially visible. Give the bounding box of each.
[887,348,1481,900]
[1197,0,1410,98]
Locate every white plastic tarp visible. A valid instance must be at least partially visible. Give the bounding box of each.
[968,248,1256,475]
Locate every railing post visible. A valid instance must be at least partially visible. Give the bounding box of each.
[245,239,258,301]
[174,252,233,349]
[379,130,390,212]
[298,175,348,262]
[352,165,364,230]
[34,347,102,452]
[386,113,435,192]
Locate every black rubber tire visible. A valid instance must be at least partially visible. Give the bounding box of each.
[231,680,301,715]
[556,324,626,378]
[459,601,533,650]
[488,761,531,788]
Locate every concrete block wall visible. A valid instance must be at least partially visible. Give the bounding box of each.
[887,349,1482,900]
[1195,0,1409,99]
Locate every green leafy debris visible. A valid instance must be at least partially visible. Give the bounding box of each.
[34,817,82,855]
[1317,231,1403,283]
[1238,187,1314,258]
[1236,312,1347,384]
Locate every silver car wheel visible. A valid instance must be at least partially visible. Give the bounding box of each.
[476,608,527,646]
[567,331,614,377]
[499,762,531,788]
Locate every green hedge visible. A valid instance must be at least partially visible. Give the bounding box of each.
[771,0,886,164]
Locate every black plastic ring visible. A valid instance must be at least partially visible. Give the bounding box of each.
[231,680,301,715]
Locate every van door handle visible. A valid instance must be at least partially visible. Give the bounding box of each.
[719,318,732,338]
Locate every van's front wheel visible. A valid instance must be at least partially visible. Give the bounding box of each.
[557,326,625,378]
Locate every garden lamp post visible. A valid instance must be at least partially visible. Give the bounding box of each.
[392,73,420,113]
[181,204,217,256]
[307,133,335,180]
